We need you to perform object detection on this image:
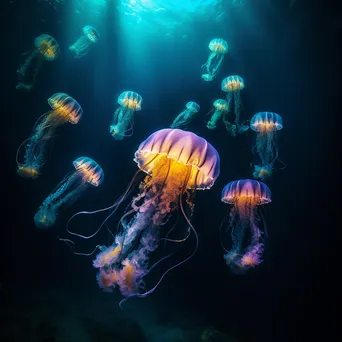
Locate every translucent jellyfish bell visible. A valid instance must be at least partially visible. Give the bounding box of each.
[201,38,228,82]
[110,91,143,140]
[69,25,100,59]
[34,157,104,229]
[206,99,230,130]
[16,34,60,91]
[170,101,200,129]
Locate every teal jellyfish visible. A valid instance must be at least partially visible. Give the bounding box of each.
[16,93,83,178]
[69,25,100,59]
[109,91,143,140]
[16,34,60,91]
[201,38,228,82]
[170,101,200,129]
[34,157,104,228]
[206,99,231,131]
[221,75,249,136]
[250,112,283,180]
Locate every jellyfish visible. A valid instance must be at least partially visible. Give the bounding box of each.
[170,102,200,129]
[34,157,104,229]
[109,91,143,140]
[221,75,249,135]
[69,25,100,59]
[201,38,228,82]
[16,34,60,91]
[250,112,283,181]
[206,99,231,131]
[220,179,271,274]
[16,93,83,179]
[66,129,220,302]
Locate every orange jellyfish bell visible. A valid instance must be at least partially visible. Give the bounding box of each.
[134,128,220,190]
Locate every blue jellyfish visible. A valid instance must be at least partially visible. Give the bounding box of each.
[34,157,104,228]
[109,91,143,140]
[16,34,60,91]
[69,25,100,59]
[201,38,228,81]
[250,112,283,180]
[221,179,271,274]
[221,75,249,136]
[170,101,200,129]
[16,93,83,179]
[206,99,230,131]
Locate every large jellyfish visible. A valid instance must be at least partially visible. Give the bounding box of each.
[201,38,228,82]
[250,112,283,181]
[34,157,104,229]
[221,179,271,274]
[221,75,249,136]
[16,34,60,91]
[109,91,143,140]
[206,99,232,132]
[170,101,200,129]
[69,25,100,59]
[16,93,83,179]
[66,129,220,303]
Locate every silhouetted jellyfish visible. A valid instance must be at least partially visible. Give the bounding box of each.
[201,38,228,81]
[170,101,200,129]
[34,157,104,229]
[221,75,248,136]
[221,179,271,274]
[206,99,229,131]
[250,112,283,181]
[16,34,60,91]
[109,91,143,140]
[16,93,83,178]
[65,129,220,303]
[69,25,100,59]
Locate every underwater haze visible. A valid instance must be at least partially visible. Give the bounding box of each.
[0,1,338,342]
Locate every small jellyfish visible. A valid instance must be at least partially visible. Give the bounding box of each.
[69,25,100,59]
[65,129,220,303]
[206,99,229,130]
[201,38,228,81]
[16,93,82,178]
[221,179,271,274]
[170,101,200,129]
[16,34,60,91]
[221,75,248,135]
[250,112,283,181]
[109,91,143,140]
[34,157,104,229]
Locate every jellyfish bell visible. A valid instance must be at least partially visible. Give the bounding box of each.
[250,111,283,132]
[69,25,100,59]
[83,25,100,44]
[118,91,143,111]
[209,38,229,54]
[35,34,60,62]
[170,102,200,129]
[221,75,245,93]
[185,101,200,113]
[73,156,104,187]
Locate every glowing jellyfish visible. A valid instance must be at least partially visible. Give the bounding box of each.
[206,99,230,131]
[34,157,104,229]
[250,112,283,181]
[16,34,60,91]
[170,101,200,129]
[221,179,271,274]
[16,93,83,179]
[221,75,249,136]
[66,129,220,303]
[69,25,100,59]
[109,91,143,140]
[201,38,228,81]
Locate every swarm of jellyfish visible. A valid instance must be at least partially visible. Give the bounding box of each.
[34,157,104,229]
[66,129,220,302]
[16,93,83,179]
[206,99,229,131]
[221,75,249,136]
[170,101,200,129]
[250,112,283,180]
[16,34,60,91]
[109,91,143,140]
[201,38,228,82]
[220,179,271,274]
[69,25,100,59]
